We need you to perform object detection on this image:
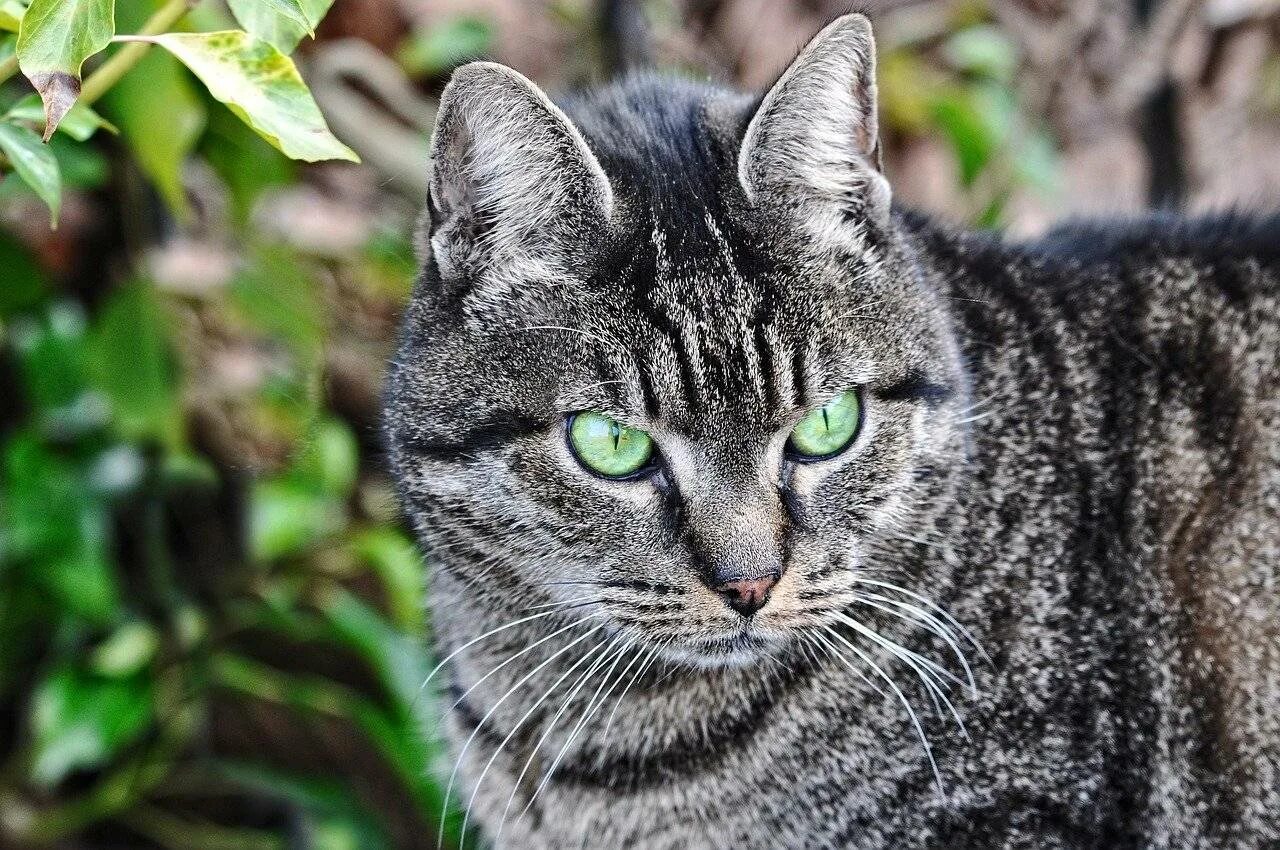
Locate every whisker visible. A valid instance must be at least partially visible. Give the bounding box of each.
[847,576,989,664]
[817,625,946,801]
[598,639,666,753]
[832,611,964,690]
[501,640,637,840]
[449,614,600,715]
[522,640,642,818]
[832,612,970,743]
[438,624,606,849]
[853,592,977,695]
[467,636,624,846]
[416,608,572,702]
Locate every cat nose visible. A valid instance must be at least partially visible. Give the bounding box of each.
[713,574,779,617]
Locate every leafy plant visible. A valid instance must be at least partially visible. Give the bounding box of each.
[0,0,356,226]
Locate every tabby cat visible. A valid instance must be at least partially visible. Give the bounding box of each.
[385,13,1280,849]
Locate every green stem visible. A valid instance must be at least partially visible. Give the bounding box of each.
[0,53,16,86]
[79,0,196,106]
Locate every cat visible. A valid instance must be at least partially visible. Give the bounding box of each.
[384,13,1280,849]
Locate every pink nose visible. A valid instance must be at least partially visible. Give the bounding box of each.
[713,575,778,617]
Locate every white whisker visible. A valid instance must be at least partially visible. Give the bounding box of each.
[416,608,571,702]
[439,624,605,850]
[817,625,946,800]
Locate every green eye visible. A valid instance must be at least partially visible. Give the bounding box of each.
[788,390,862,460]
[568,412,655,478]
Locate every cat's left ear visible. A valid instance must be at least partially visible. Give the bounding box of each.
[737,14,890,228]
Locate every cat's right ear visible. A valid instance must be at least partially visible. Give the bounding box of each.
[424,62,613,289]
[737,14,890,234]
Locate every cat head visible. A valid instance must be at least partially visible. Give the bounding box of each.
[387,14,965,667]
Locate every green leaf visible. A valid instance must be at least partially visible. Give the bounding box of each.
[5,92,117,141]
[248,478,346,561]
[92,621,159,677]
[15,0,114,140]
[943,26,1018,84]
[30,663,153,788]
[349,528,424,634]
[146,31,358,163]
[48,131,110,189]
[930,87,1002,187]
[320,589,427,711]
[210,762,390,850]
[0,0,26,32]
[0,119,61,225]
[293,418,359,497]
[8,301,89,416]
[201,99,295,222]
[231,246,326,360]
[226,0,321,53]
[100,46,206,219]
[87,282,182,449]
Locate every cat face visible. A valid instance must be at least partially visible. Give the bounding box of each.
[387,15,965,667]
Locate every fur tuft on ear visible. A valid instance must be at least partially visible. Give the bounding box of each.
[426,62,613,287]
[738,14,889,228]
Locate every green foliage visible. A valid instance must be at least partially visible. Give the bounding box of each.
[15,0,113,138]
[0,119,57,222]
[100,46,205,218]
[144,32,357,163]
[0,4,448,843]
[30,662,154,788]
[0,230,454,845]
[880,22,1061,226]
[398,16,493,77]
[228,0,334,53]
[0,0,355,224]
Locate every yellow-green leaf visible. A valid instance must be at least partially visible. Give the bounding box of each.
[15,0,114,141]
[145,31,357,163]
[0,120,60,225]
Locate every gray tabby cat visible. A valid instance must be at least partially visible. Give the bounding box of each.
[385,13,1280,849]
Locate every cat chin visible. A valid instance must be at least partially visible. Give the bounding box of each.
[655,629,789,670]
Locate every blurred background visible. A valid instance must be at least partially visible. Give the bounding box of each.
[1,0,1278,847]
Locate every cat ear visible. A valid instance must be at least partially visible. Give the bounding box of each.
[426,62,613,286]
[737,14,890,228]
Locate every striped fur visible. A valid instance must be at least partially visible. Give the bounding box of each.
[385,14,1280,849]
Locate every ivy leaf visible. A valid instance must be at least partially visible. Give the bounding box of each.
[0,120,61,226]
[142,31,357,163]
[15,0,114,141]
[227,0,332,54]
[226,0,315,52]
[5,92,117,142]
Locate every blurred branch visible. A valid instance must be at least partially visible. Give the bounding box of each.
[306,40,434,199]
[0,53,16,85]
[1105,0,1202,116]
